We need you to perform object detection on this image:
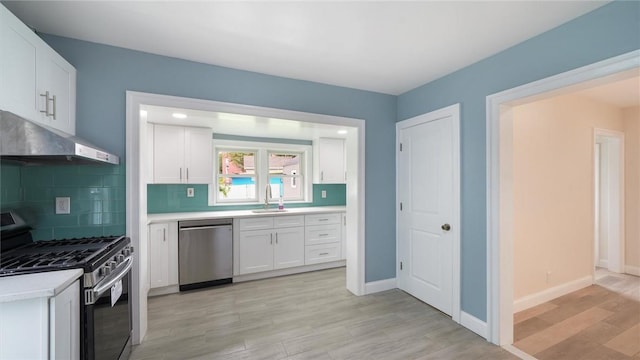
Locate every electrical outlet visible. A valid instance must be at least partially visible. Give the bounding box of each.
[55,197,71,214]
[321,190,327,198]
[187,188,194,197]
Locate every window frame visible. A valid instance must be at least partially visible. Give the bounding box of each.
[209,140,312,206]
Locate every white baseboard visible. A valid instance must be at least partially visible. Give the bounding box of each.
[513,275,592,313]
[625,265,640,276]
[502,344,538,360]
[460,311,488,339]
[364,278,397,294]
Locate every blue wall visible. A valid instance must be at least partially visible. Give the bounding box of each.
[398,1,640,321]
[3,1,634,322]
[40,34,398,283]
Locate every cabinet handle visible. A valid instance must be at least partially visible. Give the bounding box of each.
[186,168,189,182]
[344,172,347,182]
[321,171,324,182]
[319,233,328,237]
[270,233,273,245]
[275,233,278,244]
[319,218,328,222]
[163,228,166,242]
[319,252,329,256]
[51,94,56,120]
[40,91,51,116]
[179,168,182,181]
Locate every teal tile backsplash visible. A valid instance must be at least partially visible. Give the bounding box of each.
[148,183,346,213]
[0,161,126,241]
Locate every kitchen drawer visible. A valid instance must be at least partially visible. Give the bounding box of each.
[305,213,341,226]
[305,242,341,265]
[274,215,305,228]
[239,217,274,231]
[305,224,341,245]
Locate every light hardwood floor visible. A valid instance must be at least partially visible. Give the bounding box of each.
[514,270,640,359]
[132,268,515,360]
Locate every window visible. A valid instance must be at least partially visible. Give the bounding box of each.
[268,152,304,201]
[216,150,258,203]
[210,140,311,205]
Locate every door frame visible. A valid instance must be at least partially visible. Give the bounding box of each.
[126,91,366,344]
[396,103,461,324]
[486,50,639,345]
[594,128,626,274]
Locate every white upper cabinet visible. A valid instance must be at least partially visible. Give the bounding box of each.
[151,124,213,184]
[0,4,76,134]
[314,137,346,184]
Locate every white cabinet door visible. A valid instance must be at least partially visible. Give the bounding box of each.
[274,227,304,269]
[0,5,39,122]
[37,47,76,134]
[317,138,346,184]
[149,223,170,288]
[153,124,185,184]
[0,4,76,134]
[184,127,213,184]
[151,124,212,184]
[239,229,274,274]
[50,280,79,360]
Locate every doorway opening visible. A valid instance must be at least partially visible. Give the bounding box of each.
[125,92,366,344]
[594,129,625,274]
[486,50,639,346]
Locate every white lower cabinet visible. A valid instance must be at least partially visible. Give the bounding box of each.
[0,276,80,360]
[238,216,305,275]
[148,222,178,290]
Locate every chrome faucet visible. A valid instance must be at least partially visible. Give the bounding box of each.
[264,184,272,209]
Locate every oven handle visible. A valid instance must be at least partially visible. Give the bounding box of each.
[89,257,132,304]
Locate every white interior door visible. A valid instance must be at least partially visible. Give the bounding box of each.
[397,105,460,317]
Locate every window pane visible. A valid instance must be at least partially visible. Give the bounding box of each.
[269,175,303,200]
[218,176,256,201]
[218,151,256,175]
[268,153,301,175]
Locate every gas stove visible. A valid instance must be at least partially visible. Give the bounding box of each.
[0,211,134,360]
[0,234,133,287]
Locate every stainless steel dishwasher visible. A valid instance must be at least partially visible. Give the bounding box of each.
[178,218,233,291]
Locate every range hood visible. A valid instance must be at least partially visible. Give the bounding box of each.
[0,110,119,165]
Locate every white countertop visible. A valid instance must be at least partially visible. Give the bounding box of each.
[0,269,83,303]
[147,206,346,224]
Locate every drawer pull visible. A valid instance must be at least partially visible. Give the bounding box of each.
[319,233,329,236]
[319,252,329,256]
[319,219,328,221]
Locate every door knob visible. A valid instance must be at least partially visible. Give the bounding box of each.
[441,223,451,231]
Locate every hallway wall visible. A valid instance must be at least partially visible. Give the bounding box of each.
[512,94,625,300]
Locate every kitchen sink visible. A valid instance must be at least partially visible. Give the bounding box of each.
[251,208,288,213]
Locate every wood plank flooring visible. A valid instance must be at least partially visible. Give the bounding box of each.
[131,268,514,360]
[514,270,640,359]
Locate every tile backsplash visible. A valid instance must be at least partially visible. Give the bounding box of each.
[0,161,126,241]
[147,183,346,213]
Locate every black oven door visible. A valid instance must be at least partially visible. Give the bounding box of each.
[84,259,132,360]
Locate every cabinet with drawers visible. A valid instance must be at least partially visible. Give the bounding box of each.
[304,213,342,264]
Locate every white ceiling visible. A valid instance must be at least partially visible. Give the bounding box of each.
[3,1,609,95]
[573,76,640,108]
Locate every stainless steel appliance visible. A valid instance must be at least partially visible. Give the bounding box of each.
[178,218,232,291]
[0,212,133,360]
[0,110,119,165]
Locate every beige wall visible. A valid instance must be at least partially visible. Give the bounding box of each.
[512,94,625,300]
[623,106,640,269]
